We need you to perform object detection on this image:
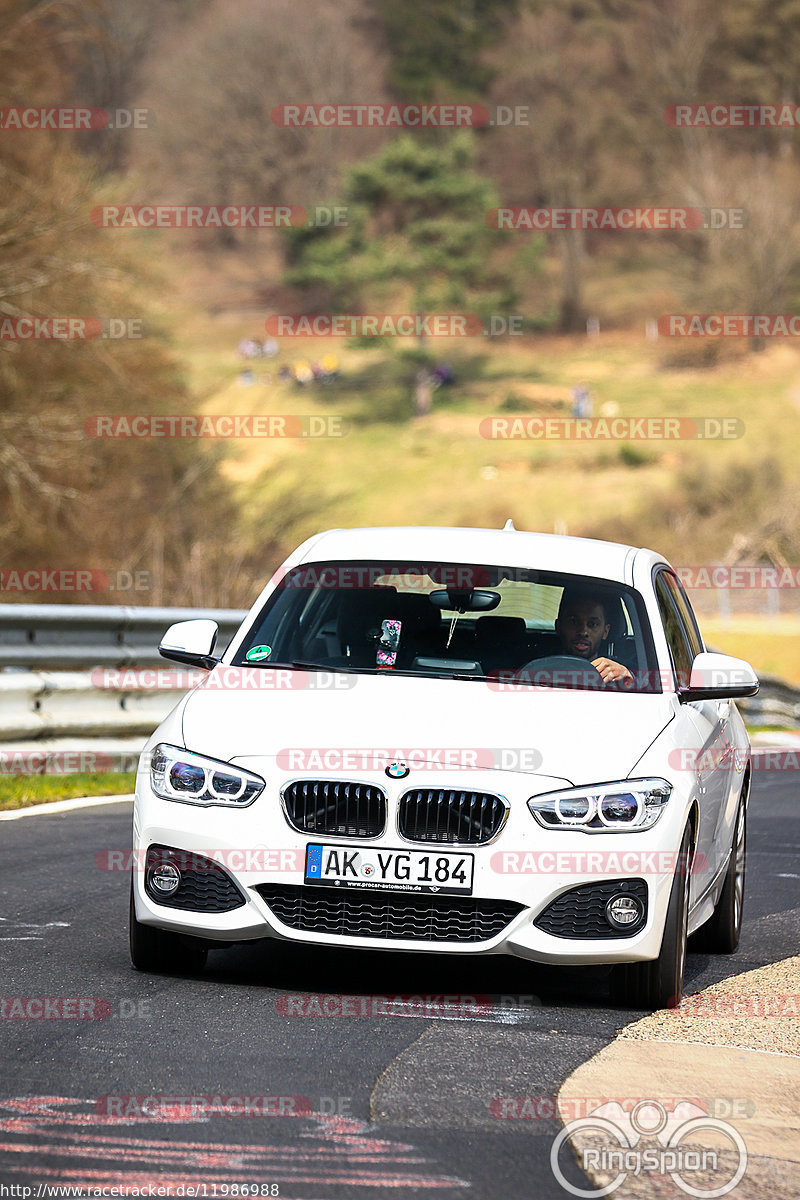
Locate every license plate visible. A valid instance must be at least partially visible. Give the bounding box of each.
[305,843,474,895]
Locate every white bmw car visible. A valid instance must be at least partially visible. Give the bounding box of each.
[130,525,758,1009]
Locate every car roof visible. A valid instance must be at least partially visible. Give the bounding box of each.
[293,525,670,587]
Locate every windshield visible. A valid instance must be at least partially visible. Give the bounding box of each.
[234,560,660,692]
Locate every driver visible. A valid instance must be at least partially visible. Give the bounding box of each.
[555,589,633,685]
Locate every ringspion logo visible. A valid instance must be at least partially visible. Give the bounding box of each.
[551,1099,747,1198]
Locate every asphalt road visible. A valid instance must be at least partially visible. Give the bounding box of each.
[0,767,797,1198]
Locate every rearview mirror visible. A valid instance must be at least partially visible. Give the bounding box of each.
[429,588,502,613]
[159,619,220,670]
[680,651,759,702]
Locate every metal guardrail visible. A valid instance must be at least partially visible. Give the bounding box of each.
[737,675,800,726]
[0,605,249,768]
[0,670,191,742]
[0,603,246,669]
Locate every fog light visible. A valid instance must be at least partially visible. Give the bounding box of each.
[605,893,644,929]
[149,861,181,896]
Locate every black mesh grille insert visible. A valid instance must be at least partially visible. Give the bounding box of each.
[256,884,523,943]
[534,878,648,939]
[283,780,386,838]
[398,788,506,844]
[144,845,246,913]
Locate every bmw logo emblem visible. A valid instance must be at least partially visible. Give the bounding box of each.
[386,761,409,779]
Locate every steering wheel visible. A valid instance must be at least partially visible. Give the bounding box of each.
[517,654,603,683]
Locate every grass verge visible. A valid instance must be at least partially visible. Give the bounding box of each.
[0,773,135,812]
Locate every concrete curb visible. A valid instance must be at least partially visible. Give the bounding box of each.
[556,957,800,1199]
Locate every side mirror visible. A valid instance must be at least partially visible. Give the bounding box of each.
[680,651,759,702]
[159,619,220,670]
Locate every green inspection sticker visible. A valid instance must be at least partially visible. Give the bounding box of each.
[245,644,272,662]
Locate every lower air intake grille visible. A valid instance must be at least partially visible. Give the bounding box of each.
[256,884,523,943]
[534,878,648,939]
[398,788,507,844]
[144,845,246,912]
[282,780,386,838]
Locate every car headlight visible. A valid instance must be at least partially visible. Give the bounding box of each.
[527,778,671,832]
[149,743,264,808]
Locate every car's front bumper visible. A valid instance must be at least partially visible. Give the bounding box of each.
[132,753,697,966]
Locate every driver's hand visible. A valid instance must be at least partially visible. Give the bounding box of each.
[591,657,633,686]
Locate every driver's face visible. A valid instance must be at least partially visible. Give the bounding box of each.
[555,601,609,659]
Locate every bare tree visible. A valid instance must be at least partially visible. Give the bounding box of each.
[487,4,626,331]
[133,0,390,242]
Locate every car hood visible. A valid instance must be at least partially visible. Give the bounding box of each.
[180,666,676,786]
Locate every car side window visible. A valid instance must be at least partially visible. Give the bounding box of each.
[655,572,693,688]
[661,573,704,658]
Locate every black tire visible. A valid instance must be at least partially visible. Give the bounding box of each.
[129,879,208,974]
[690,785,747,955]
[611,824,692,1010]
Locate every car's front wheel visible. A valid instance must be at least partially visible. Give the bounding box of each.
[129,879,208,974]
[611,824,692,1010]
[690,784,747,955]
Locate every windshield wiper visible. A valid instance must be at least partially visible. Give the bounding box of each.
[289,660,363,674]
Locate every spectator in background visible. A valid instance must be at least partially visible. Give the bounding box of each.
[571,382,592,418]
